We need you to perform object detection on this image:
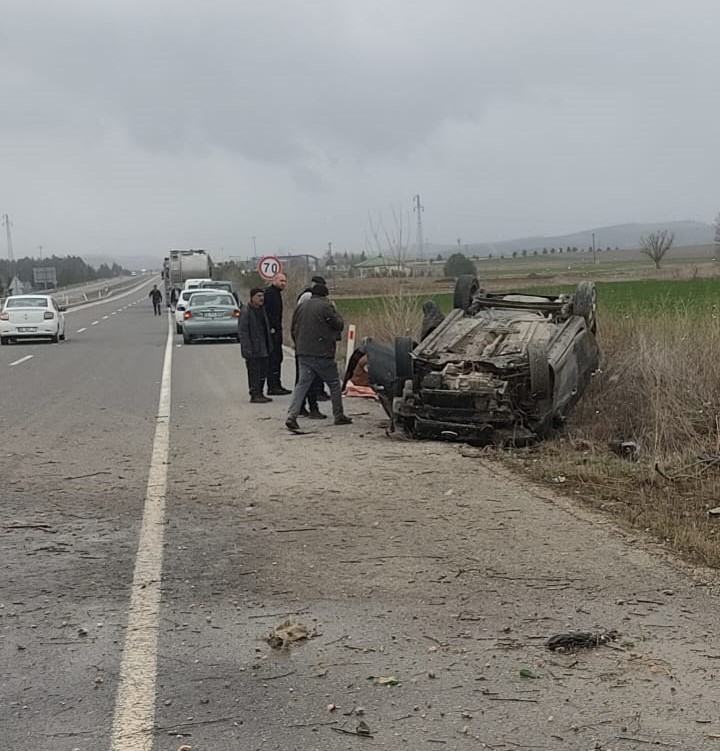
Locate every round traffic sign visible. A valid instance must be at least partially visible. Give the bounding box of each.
[257,255,283,281]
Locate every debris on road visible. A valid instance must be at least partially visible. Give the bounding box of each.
[369,675,399,686]
[266,619,309,649]
[545,629,619,652]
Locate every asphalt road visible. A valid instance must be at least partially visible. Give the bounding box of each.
[4,280,720,751]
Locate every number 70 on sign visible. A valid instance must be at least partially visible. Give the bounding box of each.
[258,255,283,280]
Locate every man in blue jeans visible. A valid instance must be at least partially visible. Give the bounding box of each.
[285,283,352,432]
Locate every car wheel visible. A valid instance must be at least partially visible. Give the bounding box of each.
[51,332,60,344]
[176,323,183,334]
[394,337,414,396]
[183,332,192,344]
[0,336,8,345]
[235,334,241,342]
[528,341,551,401]
[453,275,480,311]
[573,282,597,334]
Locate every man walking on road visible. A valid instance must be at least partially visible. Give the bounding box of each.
[263,272,291,395]
[285,283,352,432]
[238,288,274,404]
[149,285,163,315]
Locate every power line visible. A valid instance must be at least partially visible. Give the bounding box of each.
[413,194,424,256]
[2,214,14,261]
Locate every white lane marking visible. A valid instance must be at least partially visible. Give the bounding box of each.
[111,312,117,316]
[91,321,99,326]
[77,327,87,333]
[110,315,173,751]
[9,355,33,367]
[102,315,109,320]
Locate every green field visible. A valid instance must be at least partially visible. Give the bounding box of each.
[335,278,720,318]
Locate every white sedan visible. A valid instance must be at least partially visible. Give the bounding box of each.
[0,295,67,344]
[173,289,203,334]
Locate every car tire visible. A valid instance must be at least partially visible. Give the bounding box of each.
[176,323,183,335]
[573,281,597,334]
[453,275,480,311]
[183,332,192,345]
[0,336,8,346]
[528,341,551,401]
[51,333,60,344]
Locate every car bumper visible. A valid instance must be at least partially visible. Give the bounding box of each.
[183,320,239,338]
[0,323,59,338]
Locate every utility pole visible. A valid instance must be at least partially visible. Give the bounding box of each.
[251,236,257,257]
[2,214,14,261]
[38,245,43,260]
[592,232,597,266]
[413,194,424,257]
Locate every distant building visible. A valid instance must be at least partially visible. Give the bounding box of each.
[353,255,410,278]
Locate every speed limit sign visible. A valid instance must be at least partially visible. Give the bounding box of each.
[257,255,283,281]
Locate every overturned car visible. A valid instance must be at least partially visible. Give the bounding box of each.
[364,275,600,445]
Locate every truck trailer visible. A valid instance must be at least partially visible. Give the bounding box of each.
[162,249,212,304]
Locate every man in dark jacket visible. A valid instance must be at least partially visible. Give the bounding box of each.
[238,288,274,404]
[149,285,163,315]
[285,284,352,431]
[263,272,291,395]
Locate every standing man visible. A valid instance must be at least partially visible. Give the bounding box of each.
[285,283,352,432]
[263,271,291,395]
[149,284,163,315]
[238,288,274,404]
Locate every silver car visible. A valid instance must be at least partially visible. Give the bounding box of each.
[181,291,241,344]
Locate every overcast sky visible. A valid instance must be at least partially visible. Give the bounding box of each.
[1,0,718,261]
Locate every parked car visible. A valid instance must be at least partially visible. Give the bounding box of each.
[198,279,240,305]
[174,289,204,334]
[183,278,212,291]
[367,276,600,445]
[0,294,67,345]
[181,291,241,344]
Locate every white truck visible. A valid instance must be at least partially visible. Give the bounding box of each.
[162,249,212,305]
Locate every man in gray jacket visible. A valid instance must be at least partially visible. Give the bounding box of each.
[285,283,352,432]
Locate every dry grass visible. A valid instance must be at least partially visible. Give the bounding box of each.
[350,285,720,568]
[501,308,720,568]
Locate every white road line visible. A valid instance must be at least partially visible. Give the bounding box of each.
[111,312,117,316]
[110,315,173,751]
[9,355,33,367]
[102,315,109,320]
[91,321,99,326]
[77,327,87,333]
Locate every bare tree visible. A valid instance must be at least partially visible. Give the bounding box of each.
[640,229,674,269]
[366,205,414,266]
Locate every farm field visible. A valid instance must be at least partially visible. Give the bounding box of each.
[335,276,720,320]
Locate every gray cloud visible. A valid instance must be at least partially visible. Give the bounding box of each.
[1,0,719,257]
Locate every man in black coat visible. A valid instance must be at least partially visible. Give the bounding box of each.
[285,284,352,432]
[263,271,291,395]
[238,288,274,403]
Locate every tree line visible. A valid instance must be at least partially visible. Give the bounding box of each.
[0,255,129,296]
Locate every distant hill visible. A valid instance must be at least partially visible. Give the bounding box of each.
[426,220,714,258]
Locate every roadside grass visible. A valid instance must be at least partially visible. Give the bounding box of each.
[339,277,720,569]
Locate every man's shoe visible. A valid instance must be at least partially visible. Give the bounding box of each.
[316,392,331,401]
[299,407,310,417]
[268,387,292,396]
[308,410,327,420]
[334,414,352,425]
[250,395,273,403]
[285,417,301,432]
